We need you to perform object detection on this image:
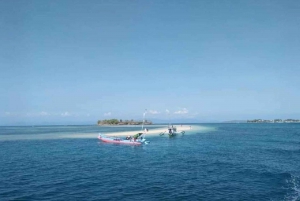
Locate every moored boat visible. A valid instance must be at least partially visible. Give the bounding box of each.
[98,133,148,145]
[159,126,185,137]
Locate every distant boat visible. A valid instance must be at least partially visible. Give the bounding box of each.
[159,125,185,137]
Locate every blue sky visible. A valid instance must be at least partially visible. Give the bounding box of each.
[1,0,300,125]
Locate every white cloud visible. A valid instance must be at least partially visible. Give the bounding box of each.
[174,108,189,114]
[104,112,111,116]
[166,109,170,114]
[24,112,50,117]
[25,113,34,117]
[148,110,160,114]
[39,111,49,116]
[4,112,17,117]
[61,112,71,117]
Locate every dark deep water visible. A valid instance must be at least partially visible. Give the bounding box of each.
[1,124,299,201]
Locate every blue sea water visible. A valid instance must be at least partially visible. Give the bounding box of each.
[0,124,299,201]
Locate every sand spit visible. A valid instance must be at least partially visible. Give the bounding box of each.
[64,125,193,139]
[0,125,211,141]
[105,125,192,137]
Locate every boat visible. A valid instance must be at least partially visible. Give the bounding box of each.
[98,133,149,145]
[159,126,185,137]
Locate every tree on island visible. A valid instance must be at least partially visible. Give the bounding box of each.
[97,119,152,125]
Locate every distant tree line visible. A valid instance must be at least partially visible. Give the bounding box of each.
[97,119,152,125]
[247,119,300,123]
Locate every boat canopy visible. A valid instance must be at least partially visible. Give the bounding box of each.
[133,133,143,139]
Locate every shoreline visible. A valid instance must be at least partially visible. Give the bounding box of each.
[0,125,200,141]
[104,125,192,137]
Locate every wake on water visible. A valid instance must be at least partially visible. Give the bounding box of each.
[284,175,300,201]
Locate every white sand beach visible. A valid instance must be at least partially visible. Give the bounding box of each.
[0,125,204,141]
[105,125,192,137]
[57,125,195,139]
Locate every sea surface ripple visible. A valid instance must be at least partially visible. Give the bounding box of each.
[0,124,299,200]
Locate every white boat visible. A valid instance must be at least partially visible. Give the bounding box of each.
[159,126,185,137]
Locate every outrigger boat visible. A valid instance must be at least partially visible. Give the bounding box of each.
[159,126,185,137]
[98,133,149,145]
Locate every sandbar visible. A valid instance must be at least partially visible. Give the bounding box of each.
[105,125,192,137]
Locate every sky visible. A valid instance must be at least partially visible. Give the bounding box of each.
[1,0,300,125]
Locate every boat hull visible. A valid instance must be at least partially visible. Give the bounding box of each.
[98,135,143,145]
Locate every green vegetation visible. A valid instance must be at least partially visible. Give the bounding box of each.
[97,119,152,125]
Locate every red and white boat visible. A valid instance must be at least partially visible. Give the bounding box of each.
[98,133,149,145]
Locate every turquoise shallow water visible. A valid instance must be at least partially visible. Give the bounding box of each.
[0,124,299,201]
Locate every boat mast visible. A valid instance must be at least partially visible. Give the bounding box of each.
[166,109,170,128]
[142,109,147,131]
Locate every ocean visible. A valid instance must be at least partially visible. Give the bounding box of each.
[0,124,299,201]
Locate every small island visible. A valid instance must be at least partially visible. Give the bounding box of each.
[247,119,300,123]
[97,119,153,125]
